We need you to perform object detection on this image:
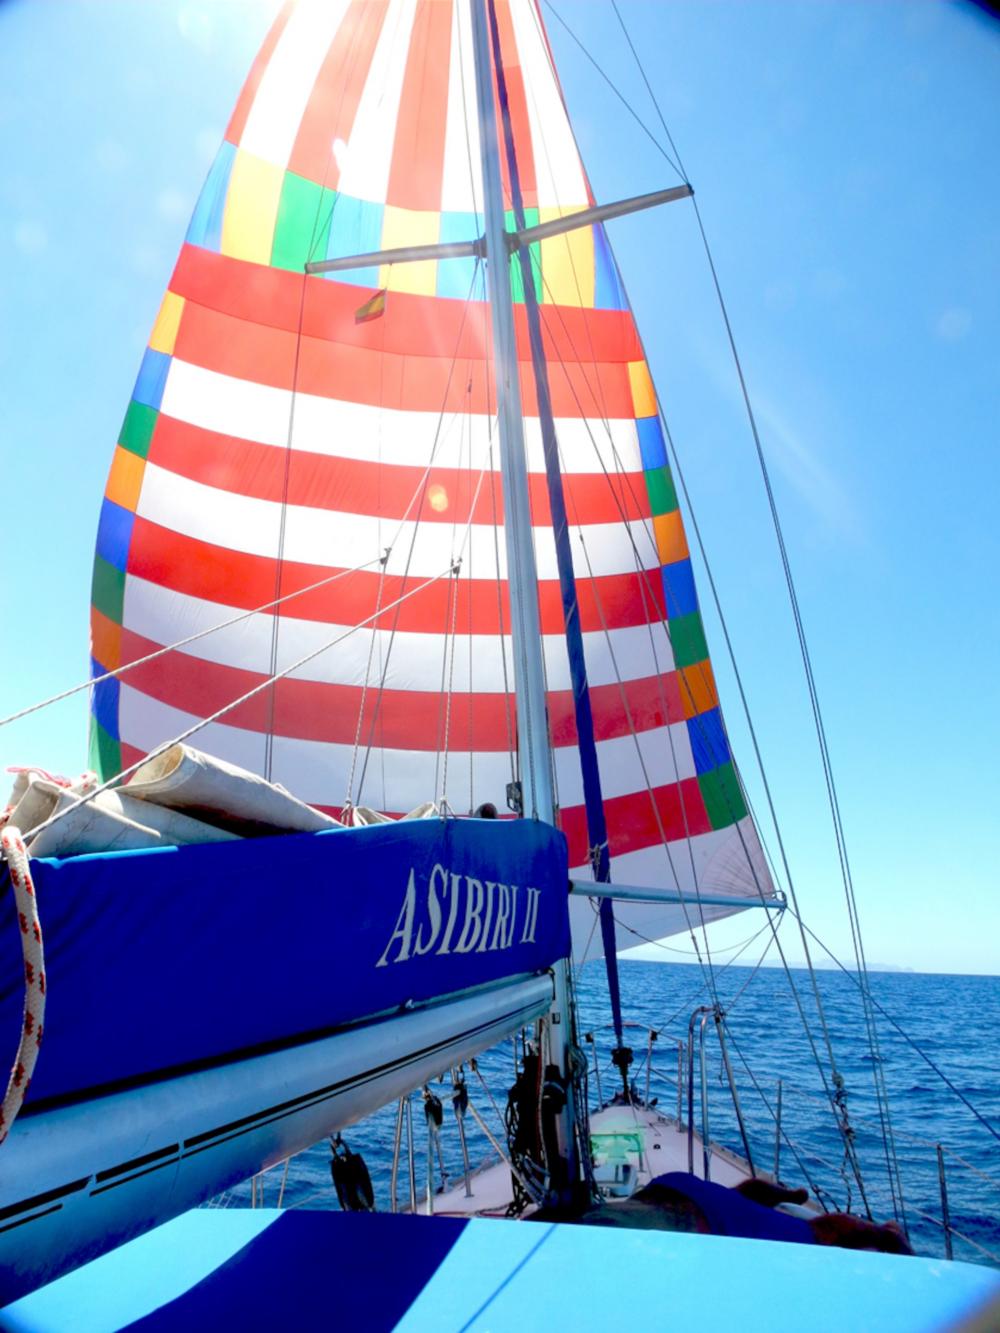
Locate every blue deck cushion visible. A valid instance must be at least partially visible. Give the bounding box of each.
[0,818,569,1109]
[647,1172,816,1245]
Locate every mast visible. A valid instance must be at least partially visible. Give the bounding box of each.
[468,0,578,1193]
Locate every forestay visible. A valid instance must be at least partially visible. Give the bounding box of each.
[89,0,777,956]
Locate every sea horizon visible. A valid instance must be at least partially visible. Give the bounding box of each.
[619,957,1000,978]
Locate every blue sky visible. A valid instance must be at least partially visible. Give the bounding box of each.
[0,1,997,974]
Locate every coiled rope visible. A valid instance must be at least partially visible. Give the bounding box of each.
[0,827,45,1145]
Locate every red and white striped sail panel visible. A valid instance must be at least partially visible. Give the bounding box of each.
[89,0,776,951]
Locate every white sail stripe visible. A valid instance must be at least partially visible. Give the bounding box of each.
[508,0,589,209]
[160,358,645,478]
[135,462,662,582]
[441,0,483,214]
[118,687,694,811]
[121,575,677,693]
[239,0,351,167]
[580,725,696,796]
[336,0,417,205]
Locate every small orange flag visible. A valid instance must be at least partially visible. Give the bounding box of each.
[354,288,387,324]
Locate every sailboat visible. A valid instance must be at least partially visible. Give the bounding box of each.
[1,0,998,1324]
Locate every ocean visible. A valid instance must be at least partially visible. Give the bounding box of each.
[220,963,1000,1268]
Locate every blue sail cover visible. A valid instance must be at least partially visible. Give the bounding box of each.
[0,819,569,1109]
[5,1210,999,1331]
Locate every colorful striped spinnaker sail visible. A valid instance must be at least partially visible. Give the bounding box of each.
[89,0,776,954]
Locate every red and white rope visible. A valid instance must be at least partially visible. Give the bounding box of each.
[0,827,45,1145]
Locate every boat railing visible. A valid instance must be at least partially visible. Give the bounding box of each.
[763,1075,1000,1266]
[210,1024,997,1264]
[587,1019,1000,1267]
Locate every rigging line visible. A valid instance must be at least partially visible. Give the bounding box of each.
[762,1072,1000,1194]
[649,400,873,1188]
[352,270,483,781]
[523,255,799,1030]
[24,566,458,849]
[2,558,384,731]
[436,564,461,805]
[344,554,389,810]
[517,15,869,1205]
[534,581,561,821]
[432,561,454,801]
[300,90,346,263]
[302,0,382,266]
[608,0,902,1219]
[542,394,713,963]
[523,251,862,1194]
[264,269,310,783]
[790,909,1000,1147]
[540,1,685,184]
[443,436,497,807]
[524,243,743,821]
[736,771,789,900]
[572,524,720,1001]
[530,340,766,996]
[517,10,619,443]
[375,271,390,811]
[502,36,758,872]
[927,1147,1000,1198]
[353,258,486,804]
[519,235,651,561]
[485,406,517,789]
[349,251,394,810]
[622,921,775,1035]
[439,373,479,808]
[608,0,692,181]
[572,905,602,990]
[520,239,634,495]
[490,1,626,1045]
[511,119,798,955]
[717,918,785,1013]
[522,131,874,1207]
[455,0,484,228]
[906,1209,1000,1266]
[629,560,709,915]
[465,395,475,813]
[458,0,509,805]
[528,250,749,847]
[261,7,377,784]
[263,55,395,772]
[615,910,776,970]
[514,10,721,910]
[344,416,475,805]
[721,1025,839,1211]
[361,424,494,805]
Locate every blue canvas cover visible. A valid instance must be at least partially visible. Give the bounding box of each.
[0,818,569,1109]
[5,1210,999,1331]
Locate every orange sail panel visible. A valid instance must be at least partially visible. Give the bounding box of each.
[90,0,775,944]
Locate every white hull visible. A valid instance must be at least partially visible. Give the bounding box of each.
[0,974,552,1303]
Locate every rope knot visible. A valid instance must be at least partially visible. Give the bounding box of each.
[588,840,608,876]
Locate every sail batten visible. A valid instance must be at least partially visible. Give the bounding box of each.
[90,0,777,950]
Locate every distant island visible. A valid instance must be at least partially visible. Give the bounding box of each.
[758,958,916,974]
[620,953,916,973]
